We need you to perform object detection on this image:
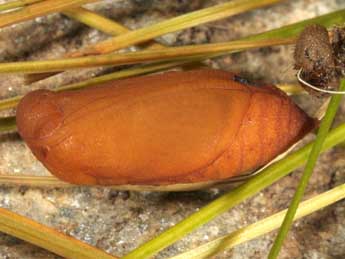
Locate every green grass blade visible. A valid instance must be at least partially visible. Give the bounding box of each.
[268,80,345,259]
[169,183,345,259]
[122,122,345,259]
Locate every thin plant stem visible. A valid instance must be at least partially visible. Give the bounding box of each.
[0,175,70,187]
[24,0,283,82]
[63,7,130,35]
[0,38,295,73]
[268,80,345,259]
[69,0,283,57]
[0,116,16,132]
[24,6,166,83]
[169,183,345,259]
[0,0,42,12]
[1,8,343,75]
[0,207,118,259]
[0,0,99,28]
[121,122,345,259]
[64,7,161,49]
[21,8,345,84]
[276,84,306,95]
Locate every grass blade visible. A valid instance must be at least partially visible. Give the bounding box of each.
[121,122,345,259]
[62,7,167,49]
[0,175,70,186]
[1,8,344,74]
[63,7,142,38]
[0,207,118,259]
[0,0,99,28]
[0,38,294,73]
[0,116,16,132]
[24,6,166,84]
[0,0,42,12]
[268,80,345,259]
[169,183,345,259]
[69,0,283,57]
[25,0,282,82]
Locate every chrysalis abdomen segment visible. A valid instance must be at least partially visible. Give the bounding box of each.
[16,69,315,185]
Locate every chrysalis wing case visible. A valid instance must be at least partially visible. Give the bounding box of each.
[16,69,316,185]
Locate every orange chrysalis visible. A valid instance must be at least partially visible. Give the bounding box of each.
[16,69,316,185]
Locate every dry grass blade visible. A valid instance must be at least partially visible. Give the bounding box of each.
[0,0,99,28]
[69,0,283,57]
[64,7,139,38]
[0,116,16,132]
[25,0,280,83]
[0,174,221,191]
[0,38,293,73]
[276,84,306,95]
[24,6,165,84]
[0,207,118,259]
[0,174,70,186]
[63,7,166,50]
[0,0,43,12]
[169,183,345,259]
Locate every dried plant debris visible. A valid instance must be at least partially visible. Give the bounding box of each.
[332,26,345,76]
[294,24,345,96]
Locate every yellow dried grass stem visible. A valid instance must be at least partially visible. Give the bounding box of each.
[0,0,99,28]
[0,0,42,12]
[0,174,69,186]
[0,207,118,259]
[63,7,129,35]
[24,6,166,84]
[0,38,293,73]
[276,84,306,95]
[70,0,283,57]
[26,0,279,82]
[169,183,345,259]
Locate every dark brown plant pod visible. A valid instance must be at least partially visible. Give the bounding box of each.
[16,69,316,186]
[294,24,340,96]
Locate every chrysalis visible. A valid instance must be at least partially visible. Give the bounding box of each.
[16,69,316,185]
